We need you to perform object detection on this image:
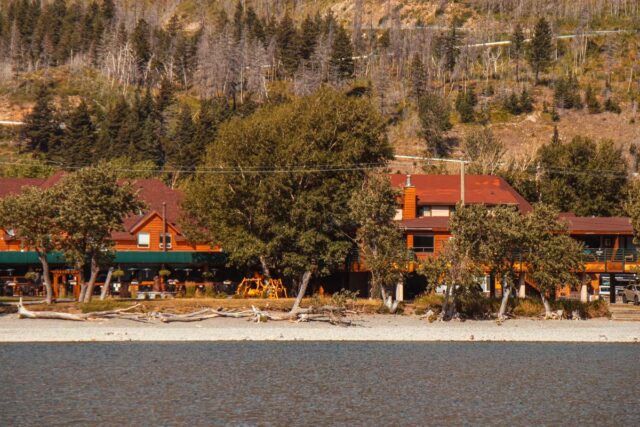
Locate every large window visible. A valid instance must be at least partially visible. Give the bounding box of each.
[160,233,172,249]
[412,235,435,253]
[137,232,150,248]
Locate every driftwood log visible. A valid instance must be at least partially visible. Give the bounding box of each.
[16,300,355,326]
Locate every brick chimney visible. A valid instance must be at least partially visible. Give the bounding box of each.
[402,174,416,220]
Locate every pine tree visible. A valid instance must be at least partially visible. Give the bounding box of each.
[585,84,601,114]
[131,18,151,77]
[299,14,319,61]
[511,23,525,81]
[136,117,164,165]
[22,85,60,153]
[455,87,477,123]
[101,0,116,26]
[409,54,427,99]
[276,12,299,76]
[519,88,534,113]
[155,78,174,114]
[418,92,453,157]
[97,97,130,159]
[528,17,553,84]
[59,100,96,167]
[168,106,197,171]
[232,0,244,42]
[331,25,354,80]
[551,126,560,145]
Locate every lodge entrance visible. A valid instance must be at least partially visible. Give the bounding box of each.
[52,269,81,299]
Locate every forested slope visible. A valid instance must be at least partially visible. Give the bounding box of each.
[0,0,638,203]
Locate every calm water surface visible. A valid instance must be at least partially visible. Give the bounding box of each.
[0,342,639,426]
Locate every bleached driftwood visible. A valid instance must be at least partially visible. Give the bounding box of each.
[16,300,355,326]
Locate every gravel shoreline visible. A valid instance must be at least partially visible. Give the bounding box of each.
[1,314,639,342]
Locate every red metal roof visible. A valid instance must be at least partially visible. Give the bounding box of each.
[0,177,45,198]
[562,216,633,235]
[389,174,532,212]
[0,175,186,236]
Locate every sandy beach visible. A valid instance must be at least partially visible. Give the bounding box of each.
[1,314,639,342]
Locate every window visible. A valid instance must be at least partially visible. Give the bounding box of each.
[418,206,431,217]
[4,229,16,240]
[412,235,435,253]
[137,232,150,248]
[160,233,172,249]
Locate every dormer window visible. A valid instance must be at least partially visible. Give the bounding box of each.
[160,233,172,249]
[137,232,150,248]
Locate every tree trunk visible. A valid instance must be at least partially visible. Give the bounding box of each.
[291,270,312,313]
[540,291,553,318]
[100,267,114,301]
[77,266,87,302]
[259,255,271,279]
[370,272,382,299]
[440,282,452,320]
[37,253,53,304]
[82,256,100,303]
[489,271,496,299]
[498,276,512,319]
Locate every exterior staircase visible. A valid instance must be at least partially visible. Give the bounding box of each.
[609,303,640,321]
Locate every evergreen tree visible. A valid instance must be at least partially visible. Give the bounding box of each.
[97,96,130,158]
[101,0,116,26]
[554,74,582,109]
[409,54,427,99]
[331,25,354,80]
[276,12,299,76]
[455,87,477,123]
[585,84,601,114]
[22,85,60,153]
[527,17,553,84]
[511,23,525,81]
[59,100,96,167]
[167,106,197,171]
[299,14,319,61]
[551,125,560,145]
[232,0,244,41]
[131,18,151,76]
[418,91,453,157]
[519,88,534,113]
[136,117,164,165]
[155,78,174,114]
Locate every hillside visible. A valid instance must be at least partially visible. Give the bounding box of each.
[0,0,639,179]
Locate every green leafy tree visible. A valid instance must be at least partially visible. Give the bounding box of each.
[0,186,59,304]
[417,91,452,157]
[537,136,628,216]
[527,17,553,84]
[348,173,411,299]
[54,165,145,302]
[523,204,583,317]
[182,88,392,312]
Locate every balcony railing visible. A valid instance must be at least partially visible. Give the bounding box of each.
[409,247,640,272]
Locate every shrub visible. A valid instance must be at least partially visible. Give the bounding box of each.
[184,284,196,298]
[455,87,478,123]
[554,75,583,109]
[503,88,534,115]
[584,85,601,114]
[604,98,622,114]
[513,298,545,317]
[331,289,359,308]
[456,294,501,319]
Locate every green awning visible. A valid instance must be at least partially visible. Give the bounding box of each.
[0,251,226,266]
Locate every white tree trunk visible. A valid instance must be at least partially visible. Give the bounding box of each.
[291,270,312,313]
[100,268,114,301]
[540,292,553,318]
[37,253,53,304]
[498,276,511,319]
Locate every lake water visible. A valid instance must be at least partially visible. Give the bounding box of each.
[1,342,639,426]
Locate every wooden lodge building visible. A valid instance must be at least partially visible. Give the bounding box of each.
[0,173,225,297]
[390,174,636,302]
[0,171,636,301]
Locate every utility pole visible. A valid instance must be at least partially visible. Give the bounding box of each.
[460,161,465,205]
